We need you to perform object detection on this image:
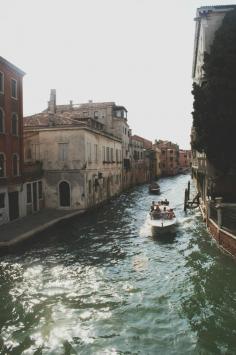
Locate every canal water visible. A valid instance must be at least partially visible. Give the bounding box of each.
[0,174,236,354]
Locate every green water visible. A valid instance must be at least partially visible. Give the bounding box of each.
[0,175,236,354]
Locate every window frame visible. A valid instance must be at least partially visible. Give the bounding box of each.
[11,113,18,136]
[0,193,5,208]
[26,183,32,204]
[58,142,68,161]
[11,78,17,99]
[0,71,4,94]
[0,153,6,178]
[0,108,5,134]
[12,153,19,177]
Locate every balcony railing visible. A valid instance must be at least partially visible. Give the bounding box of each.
[23,161,43,180]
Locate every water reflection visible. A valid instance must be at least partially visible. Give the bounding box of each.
[0,175,236,354]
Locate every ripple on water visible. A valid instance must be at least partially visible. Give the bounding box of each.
[0,175,236,354]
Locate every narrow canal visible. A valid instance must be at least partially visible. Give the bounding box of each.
[0,174,236,354]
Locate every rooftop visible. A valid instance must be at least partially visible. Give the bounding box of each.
[0,56,25,76]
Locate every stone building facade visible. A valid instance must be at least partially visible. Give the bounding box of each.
[153,145,162,178]
[24,92,123,210]
[155,140,179,176]
[54,99,132,190]
[192,5,236,200]
[179,150,192,172]
[191,5,236,257]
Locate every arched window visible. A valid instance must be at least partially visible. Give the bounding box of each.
[0,153,6,177]
[12,153,19,176]
[12,113,18,136]
[59,181,71,207]
[0,108,4,133]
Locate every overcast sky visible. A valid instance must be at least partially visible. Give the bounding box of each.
[1,0,234,148]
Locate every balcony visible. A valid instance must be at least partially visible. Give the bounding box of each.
[23,161,43,180]
[192,157,207,173]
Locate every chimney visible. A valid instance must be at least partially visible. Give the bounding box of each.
[70,100,73,110]
[48,89,56,114]
[88,100,93,103]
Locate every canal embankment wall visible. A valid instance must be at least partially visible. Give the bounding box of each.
[191,177,236,258]
[0,182,150,252]
[0,208,86,252]
[207,218,236,258]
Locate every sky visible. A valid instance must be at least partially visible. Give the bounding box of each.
[1,0,234,149]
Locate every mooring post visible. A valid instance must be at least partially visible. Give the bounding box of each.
[184,188,188,212]
[187,181,190,200]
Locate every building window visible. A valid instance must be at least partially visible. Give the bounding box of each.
[0,108,4,133]
[0,193,5,208]
[88,180,92,194]
[110,148,113,162]
[87,142,92,163]
[94,144,98,162]
[12,153,19,176]
[38,181,43,199]
[0,72,4,94]
[83,111,88,118]
[116,149,118,162]
[106,147,109,162]
[11,113,18,135]
[0,153,6,177]
[94,111,99,119]
[26,184,32,203]
[103,146,106,162]
[11,79,17,99]
[58,143,68,161]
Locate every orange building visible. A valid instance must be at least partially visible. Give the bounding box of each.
[179,149,192,172]
[154,140,179,176]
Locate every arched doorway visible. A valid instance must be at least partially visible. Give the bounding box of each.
[59,181,70,207]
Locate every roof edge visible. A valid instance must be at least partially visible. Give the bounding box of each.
[0,56,26,76]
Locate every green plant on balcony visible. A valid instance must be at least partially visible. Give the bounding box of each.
[192,8,236,173]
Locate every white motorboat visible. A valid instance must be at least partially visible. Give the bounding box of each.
[149,200,177,235]
[149,182,160,195]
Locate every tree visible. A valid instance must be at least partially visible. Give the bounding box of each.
[192,8,236,172]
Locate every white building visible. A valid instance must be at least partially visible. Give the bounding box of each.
[24,92,123,210]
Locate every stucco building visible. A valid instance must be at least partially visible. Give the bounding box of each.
[192,5,236,200]
[56,99,132,190]
[130,135,152,184]
[191,5,236,257]
[24,91,123,210]
[155,140,179,176]
[179,149,192,172]
[153,145,162,178]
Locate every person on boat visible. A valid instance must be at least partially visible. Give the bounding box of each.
[154,205,160,212]
[150,201,155,212]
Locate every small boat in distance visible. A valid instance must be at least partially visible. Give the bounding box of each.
[149,199,177,235]
[149,182,160,195]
